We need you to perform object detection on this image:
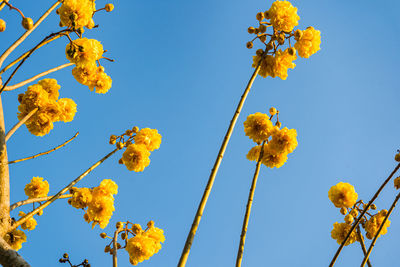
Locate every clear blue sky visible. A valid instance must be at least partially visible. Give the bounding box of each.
[1,0,400,266]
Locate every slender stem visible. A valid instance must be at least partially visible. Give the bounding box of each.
[8,132,79,164]
[3,63,74,91]
[0,96,10,236]
[10,194,72,211]
[10,148,119,232]
[177,54,264,267]
[0,34,66,75]
[0,29,70,94]
[236,141,265,267]
[329,163,400,267]
[356,225,372,267]
[360,191,400,267]
[112,229,122,267]
[3,2,25,18]
[0,0,62,68]
[0,0,10,11]
[4,108,37,142]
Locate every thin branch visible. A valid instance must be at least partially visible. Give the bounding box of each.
[0,34,66,75]
[329,163,400,267]
[0,0,10,12]
[177,51,267,267]
[8,132,79,164]
[5,108,38,142]
[236,141,265,267]
[10,148,119,232]
[112,229,122,267]
[3,63,74,91]
[356,225,372,267]
[10,194,72,211]
[0,0,62,68]
[360,191,400,267]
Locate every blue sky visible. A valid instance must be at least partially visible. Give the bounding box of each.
[1,0,400,266]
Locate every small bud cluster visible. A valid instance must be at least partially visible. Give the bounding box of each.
[59,253,90,267]
[0,2,34,33]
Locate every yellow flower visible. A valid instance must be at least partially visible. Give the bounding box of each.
[38,78,60,101]
[72,63,97,86]
[272,49,296,80]
[246,145,263,161]
[125,222,165,266]
[57,98,77,122]
[24,177,49,199]
[252,54,275,78]
[0,19,6,32]
[243,112,275,143]
[267,0,300,32]
[331,222,357,246]
[18,211,37,231]
[4,229,26,251]
[25,112,54,136]
[65,38,103,66]
[261,145,288,168]
[68,187,93,209]
[294,27,321,58]
[121,144,151,172]
[84,195,115,229]
[58,0,96,29]
[17,84,49,114]
[134,128,162,152]
[269,127,298,154]
[328,182,358,208]
[364,210,391,239]
[95,179,118,196]
[88,67,112,94]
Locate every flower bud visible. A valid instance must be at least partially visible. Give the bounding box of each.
[263,11,270,19]
[38,210,43,216]
[0,19,6,32]
[350,209,358,217]
[294,29,302,41]
[22,17,34,30]
[77,27,85,35]
[266,42,274,51]
[256,12,264,21]
[125,130,133,136]
[394,176,400,189]
[116,142,124,149]
[104,246,111,253]
[116,243,122,249]
[288,47,296,56]
[340,207,347,215]
[277,34,285,45]
[395,153,400,162]
[121,232,127,240]
[275,121,282,128]
[269,107,277,116]
[131,224,142,234]
[259,35,267,42]
[105,3,114,12]
[147,220,154,228]
[344,214,354,224]
[116,222,123,229]
[247,27,255,34]
[132,126,139,133]
[100,232,107,239]
[246,41,253,49]
[63,253,69,259]
[259,24,267,33]
[370,204,377,210]
[118,158,123,164]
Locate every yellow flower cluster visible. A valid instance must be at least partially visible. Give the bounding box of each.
[3,229,26,251]
[17,79,77,136]
[331,222,357,246]
[24,177,49,199]
[328,182,358,208]
[247,0,321,80]
[121,128,162,172]
[364,210,391,240]
[294,27,321,58]
[69,179,118,229]
[18,211,37,231]
[245,110,297,169]
[66,38,112,94]
[58,0,96,29]
[125,221,165,265]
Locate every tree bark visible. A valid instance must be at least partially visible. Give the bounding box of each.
[0,238,30,267]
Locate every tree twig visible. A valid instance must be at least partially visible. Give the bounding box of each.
[356,225,372,267]
[236,141,265,267]
[10,148,119,232]
[3,63,74,91]
[177,51,266,267]
[10,194,72,211]
[5,108,38,142]
[112,229,122,267]
[0,0,62,68]
[329,163,400,267]
[8,132,79,164]
[360,191,400,267]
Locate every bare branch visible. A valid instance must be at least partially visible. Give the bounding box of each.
[8,132,79,164]
[10,194,72,211]
[5,108,38,142]
[0,237,30,267]
[3,63,74,91]
[0,0,62,68]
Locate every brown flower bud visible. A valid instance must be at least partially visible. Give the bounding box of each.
[22,17,34,31]
[247,27,255,34]
[246,41,253,49]
[256,12,264,21]
[259,25,267,33]
[100,232,107,239]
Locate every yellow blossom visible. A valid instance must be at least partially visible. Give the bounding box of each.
[267,0,300,32]
[272,49,296,80]
[65,38,103,66]
[269,127,298,154]
[68,187,93,209]
[38,78,60,101]
[4,229,26,251]
[57,98,77,122]
[243,112,275,143]
[134,128,162,152]
[121,144,151,172]
[58,0,96,29]
[125,222,165,266]
[364,210,391,239]
[19,211,37,231]
[24,177,49,199]
[331,222,357,246]
[84,194,115,229]
[246,145,263,161]
[72,63,97,86]
[261,145,288,168]
[95,179,118,196]
[88,67,112,94]
[294,27,321,58]
[252,54,275,78]
[328,182,358,208]
[0,19,6,32]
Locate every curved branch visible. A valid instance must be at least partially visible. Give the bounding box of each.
[10,194,72,211]
[5,108,38,142]
[0,1,10,12]
[10,148,119,232]
[8,132,79,164]
[0,0,62,68]
[3,63,73,91]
